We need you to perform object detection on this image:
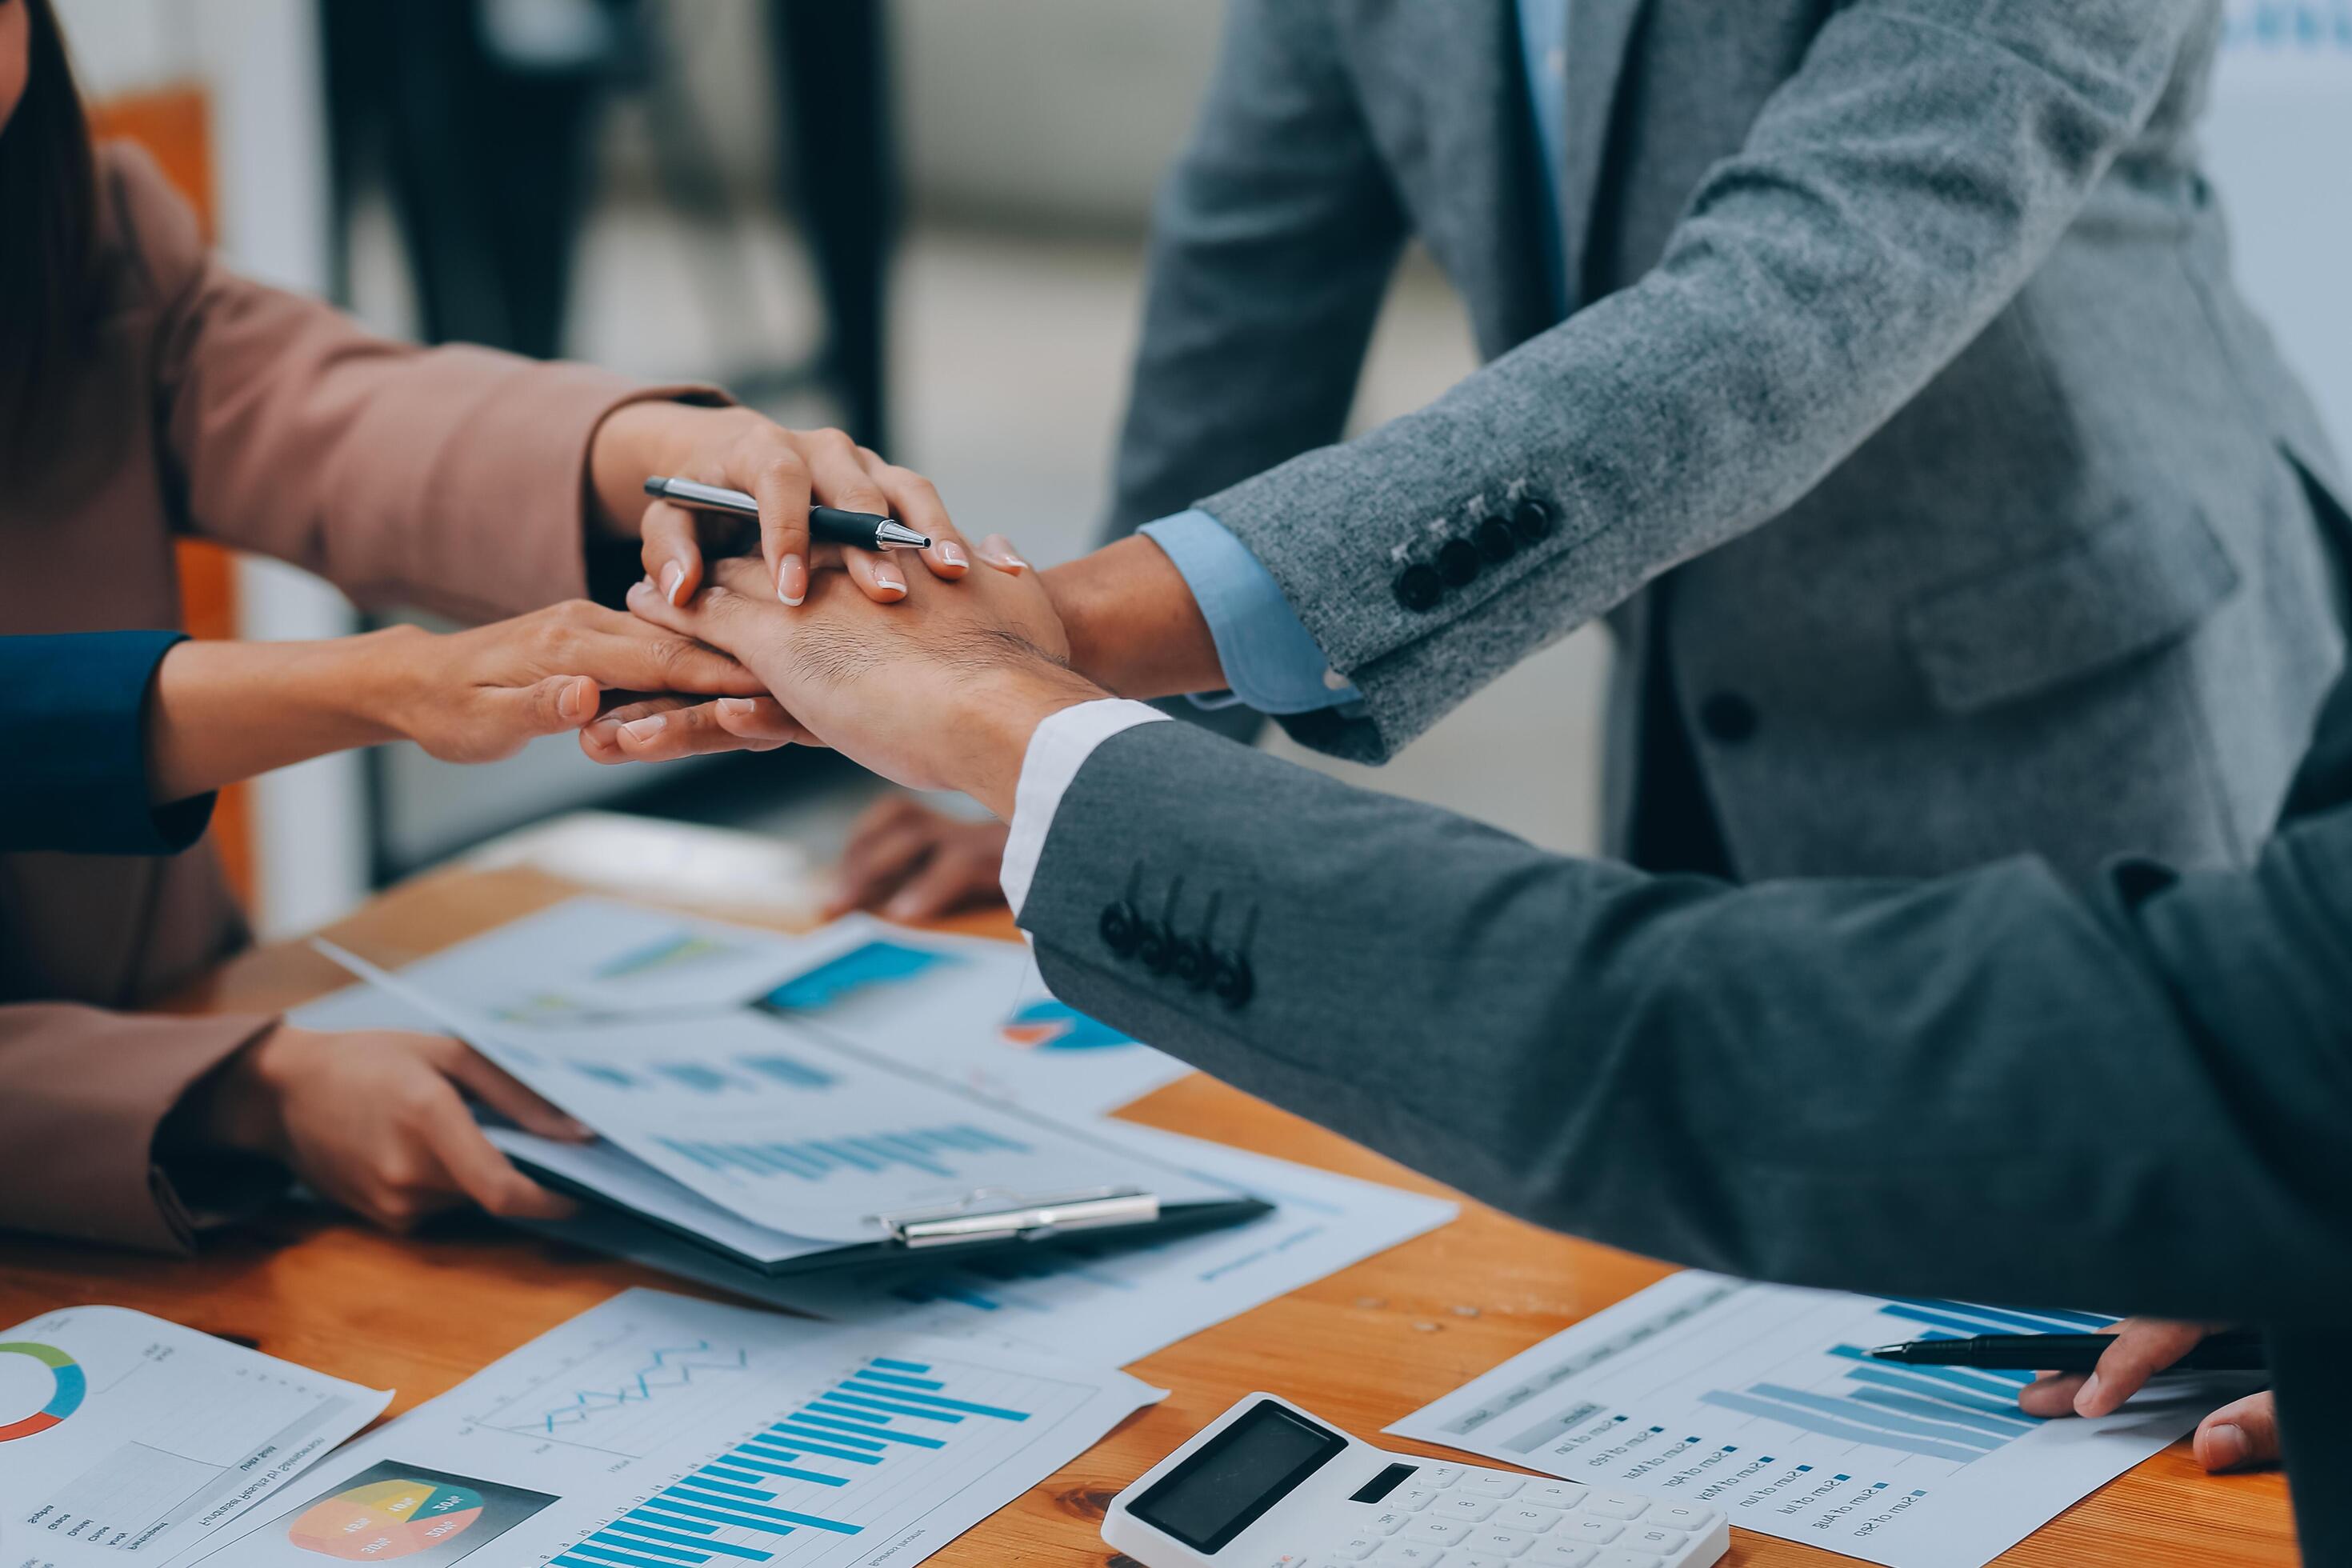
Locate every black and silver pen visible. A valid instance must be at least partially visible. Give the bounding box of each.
[642,475,932,552]
[1868,1330,2267,1374]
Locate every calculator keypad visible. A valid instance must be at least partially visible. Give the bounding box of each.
[1311,1462,1722,1568]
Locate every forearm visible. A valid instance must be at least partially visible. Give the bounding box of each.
[1016,721,2352,1322]
[145,632,413,803]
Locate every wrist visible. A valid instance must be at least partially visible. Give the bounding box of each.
[588,398,726,537]
[1043,535,1225,700]
[325,626,430,749]
[178,1024,298,1163]
[949,662,1108,818]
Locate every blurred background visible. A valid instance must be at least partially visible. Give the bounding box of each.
[54,0,2352,936]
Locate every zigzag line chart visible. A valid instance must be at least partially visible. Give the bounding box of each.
[467,1331,751,1458]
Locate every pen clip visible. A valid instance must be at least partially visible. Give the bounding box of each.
[876,1186,1159,1248]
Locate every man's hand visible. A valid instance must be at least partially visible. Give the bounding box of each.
[181,1025,590,1232]
[827,796,1014,920]
[2016,1318,2280,1473]
[614,547,1099,817]
[590,403,998,608]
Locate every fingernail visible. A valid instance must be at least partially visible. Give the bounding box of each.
[938,539,968,569]
[560,1116,593,1140]
[886,892,926,920]
[626,579,654,605]
[2074,1374,2103,1415]
[778,553,807,606]
[2203,1422,2247,1468]
[623,714,668,741]
[872,563,906,593]
[978,533,1030,574]
[660,562,686,605]
[719,697,757,716]
[560,681,594,722]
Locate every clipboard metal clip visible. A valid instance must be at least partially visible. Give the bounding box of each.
[878,1186,1161,1249]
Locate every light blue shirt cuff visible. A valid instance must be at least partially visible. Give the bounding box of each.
[1139,509,1359,714]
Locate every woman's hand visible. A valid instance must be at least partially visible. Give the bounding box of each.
[618,547,1097,817]
[373,599,769,764]
[828,796,1014,921]
[2016,1318,2279,1472]
[182,1024,590,1232]
[589,402,1001,608]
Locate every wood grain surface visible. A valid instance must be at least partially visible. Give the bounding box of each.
[0,865,2299,1565]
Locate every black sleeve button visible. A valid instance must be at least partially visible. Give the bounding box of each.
[1436,537,1482,588]
[1475,515,1518,563]
[1137,921,1176,974]
[1170,938,1210,989]
[1393,563,1443,612]
[1698,692,1759,744]
[1099,901,1141,958]
[1210,952,1254,1010]
[1510,496,1556,546]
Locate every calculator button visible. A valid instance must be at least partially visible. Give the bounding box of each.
[1624,1527,1685,1552]
[1649,1506,1715,1531]
[1592,1554,1665,1568]
[1461,1527,1539,1558]
[1330,1537,1383,1559]
[1527,1546,1598,1568]
[1431,1496,1499,1523]
[1454,1556,1512,1568]
[1583,1495,1646,1521]
[1495,1506,1561,1534]
[1560,1519,1624,1546]
[1405,1518,1474,1546]
[1394,1488,1441,1512]
[1371,1542,1449,1566]
[1461,1472,1526,1499]
[1367,1511,1415,1535]
[1524,1482,1589,1511]
[1422,1465,1466,1489]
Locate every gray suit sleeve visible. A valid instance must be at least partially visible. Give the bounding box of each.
[1208,0,2208,761]
[1017,718,2352,1322]
[1103,0,1409,535]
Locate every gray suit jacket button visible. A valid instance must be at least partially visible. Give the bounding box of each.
[1700,692,1760,743]
[1100,902,1142,957]
[1210,954,1254,1010]
[1137,921,1176,974]
[1511,496,1556,545]
[1438,538,1482,587]
[1476,515,1519,563]
[1394,563,1444,612]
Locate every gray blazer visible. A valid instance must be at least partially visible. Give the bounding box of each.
[1015,674,2352,1555]
[1108,0,2349,885]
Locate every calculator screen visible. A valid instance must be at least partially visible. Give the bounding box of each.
[1130,1400,1348,1554]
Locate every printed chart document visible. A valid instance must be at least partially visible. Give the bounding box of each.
[761,915,1188,1118]
[530,1123,1459,1366]
[178,1288,1159,1568]
[0,1305,387,1567]
[1387,1271,2242,1568]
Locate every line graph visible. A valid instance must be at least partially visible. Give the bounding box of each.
[470,1335,750,1455]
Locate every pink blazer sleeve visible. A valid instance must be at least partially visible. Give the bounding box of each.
[0,1003,279,1253]
[109,142,719,623]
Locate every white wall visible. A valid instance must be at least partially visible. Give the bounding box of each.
[2205,1,2352,466]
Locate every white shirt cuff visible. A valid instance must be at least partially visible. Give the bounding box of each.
[1000,699,1170,918]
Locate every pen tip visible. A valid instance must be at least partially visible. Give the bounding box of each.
[641,476,666,498]
[1866,1345,1906,1358]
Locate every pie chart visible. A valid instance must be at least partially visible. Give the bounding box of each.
[0,1341,86,1441]
[1000,998,1137,1050]
[289,1476,485,1559]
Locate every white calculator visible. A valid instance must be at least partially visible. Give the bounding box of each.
[1103,1394,1729,1568]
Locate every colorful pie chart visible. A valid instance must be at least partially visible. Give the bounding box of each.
[0,1341,86,1442]
[289,1477,485,1559]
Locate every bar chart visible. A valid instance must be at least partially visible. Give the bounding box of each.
[1391,1272,2214,1568]
[655,1124,1036,1184]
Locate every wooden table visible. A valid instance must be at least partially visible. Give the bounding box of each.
[0,866,2300,1566]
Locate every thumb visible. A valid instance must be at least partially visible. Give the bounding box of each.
[2193,1390,2282,1473]
[514,674,599,736]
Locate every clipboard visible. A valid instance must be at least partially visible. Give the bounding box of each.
[492,1124,1274,1277]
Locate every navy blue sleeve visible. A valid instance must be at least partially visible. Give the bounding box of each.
[0,632,217,855]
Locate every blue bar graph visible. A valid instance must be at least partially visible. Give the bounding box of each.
[654,1063,742,1094]
[571,1062,637,1088]
[555,1356,1034,1566]
[738,1052,838,1089]
[656,1124,1033,1182]
[1694,1298,2094,1469]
